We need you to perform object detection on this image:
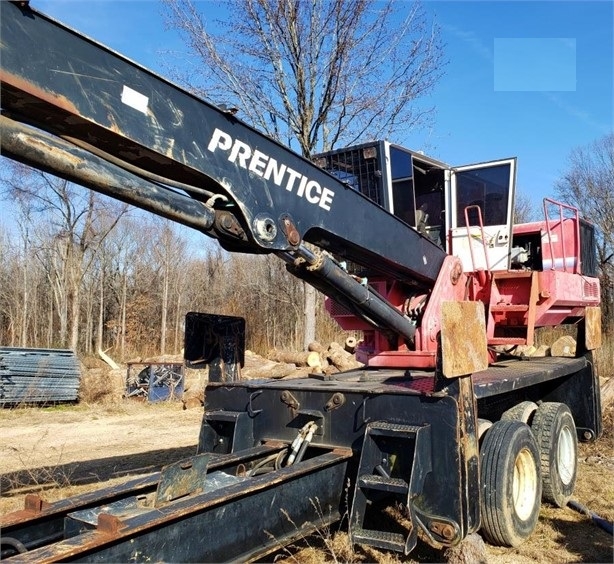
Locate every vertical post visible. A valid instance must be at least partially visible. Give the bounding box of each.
[184,313,245,382]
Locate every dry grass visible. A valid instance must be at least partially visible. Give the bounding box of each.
[2,430,75,494]
[594,336,614,379]
[78,367,126,404]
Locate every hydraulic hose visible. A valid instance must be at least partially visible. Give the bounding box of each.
[1,537,28,555]
[567,499,613,535]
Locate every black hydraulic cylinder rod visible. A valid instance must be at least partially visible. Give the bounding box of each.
[0,116,216,234]
[284,246,417,343]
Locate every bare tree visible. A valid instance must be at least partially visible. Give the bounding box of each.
[2,162,128,350]
[149,218,190,355]
[555,133,614,331]
[163,0,445,347]
[164,0,443,155]
[513,191,539,225]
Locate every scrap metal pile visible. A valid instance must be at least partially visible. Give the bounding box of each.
[0,347,82,406]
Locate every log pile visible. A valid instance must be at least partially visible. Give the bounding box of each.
[325,341,363,372]
[265,340,364,377]
[496,336,579,359]
[182,341,364,408]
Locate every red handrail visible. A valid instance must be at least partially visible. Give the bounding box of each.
[542,198,580,273]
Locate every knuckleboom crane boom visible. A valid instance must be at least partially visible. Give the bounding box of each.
[0,1,446,355]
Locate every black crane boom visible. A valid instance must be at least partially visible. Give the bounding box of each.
[0,0,445,289]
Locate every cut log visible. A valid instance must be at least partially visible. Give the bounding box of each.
[327,342,363,371]
[551,335,577,357]
[243,362,297,380]
[267,350,322,368]
[307,341,324,353]
[532,344,550,357]
[344,337,358,354]
[323,364,340,376]
[601,377,614,407]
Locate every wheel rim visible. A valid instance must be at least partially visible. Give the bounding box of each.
[557,425,576,485]
[512,447,538,521]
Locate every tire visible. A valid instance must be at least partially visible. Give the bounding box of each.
[500,401,538,424]
[531,402,577,508]
[480,420,541,547]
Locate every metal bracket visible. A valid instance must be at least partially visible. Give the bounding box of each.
[324,392,345,412]
[280,390,300,410]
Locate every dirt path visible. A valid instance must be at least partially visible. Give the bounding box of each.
[0,402,203,514]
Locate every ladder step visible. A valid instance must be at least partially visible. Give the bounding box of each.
[368,422,424,438]
[358,474,409,495]
[491,304,529,312]
[353,528,406,552]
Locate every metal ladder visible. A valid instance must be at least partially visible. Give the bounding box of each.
[350,421,431,554]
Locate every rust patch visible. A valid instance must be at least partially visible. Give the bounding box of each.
[441,301,488,378]
[24,494,50,513]
[0,70,80,115]
[97,512,126,535]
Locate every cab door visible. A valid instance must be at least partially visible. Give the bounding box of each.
[449,158,516,272]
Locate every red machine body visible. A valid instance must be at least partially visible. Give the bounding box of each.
[322,140,601,370]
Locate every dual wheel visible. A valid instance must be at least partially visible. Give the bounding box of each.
[480,402,577,547]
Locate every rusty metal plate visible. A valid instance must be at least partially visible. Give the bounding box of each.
[155,453,210,506]
[585,306,602,350]
[441,301,488,378]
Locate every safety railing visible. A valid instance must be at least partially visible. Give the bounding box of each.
[464,204,491,273]
[542,198,580,273]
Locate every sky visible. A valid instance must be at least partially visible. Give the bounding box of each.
[8,0,614,209]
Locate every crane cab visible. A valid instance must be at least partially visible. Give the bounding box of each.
[314,142,516,273]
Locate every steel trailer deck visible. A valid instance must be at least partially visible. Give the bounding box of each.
[1,444,352,563]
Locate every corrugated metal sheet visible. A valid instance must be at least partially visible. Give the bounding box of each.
[0,347,81,406]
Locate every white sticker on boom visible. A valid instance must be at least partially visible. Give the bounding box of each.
[121,85,149,114]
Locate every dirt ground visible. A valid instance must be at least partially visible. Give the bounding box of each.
[0,402,204,514]
[1,399,612,563]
